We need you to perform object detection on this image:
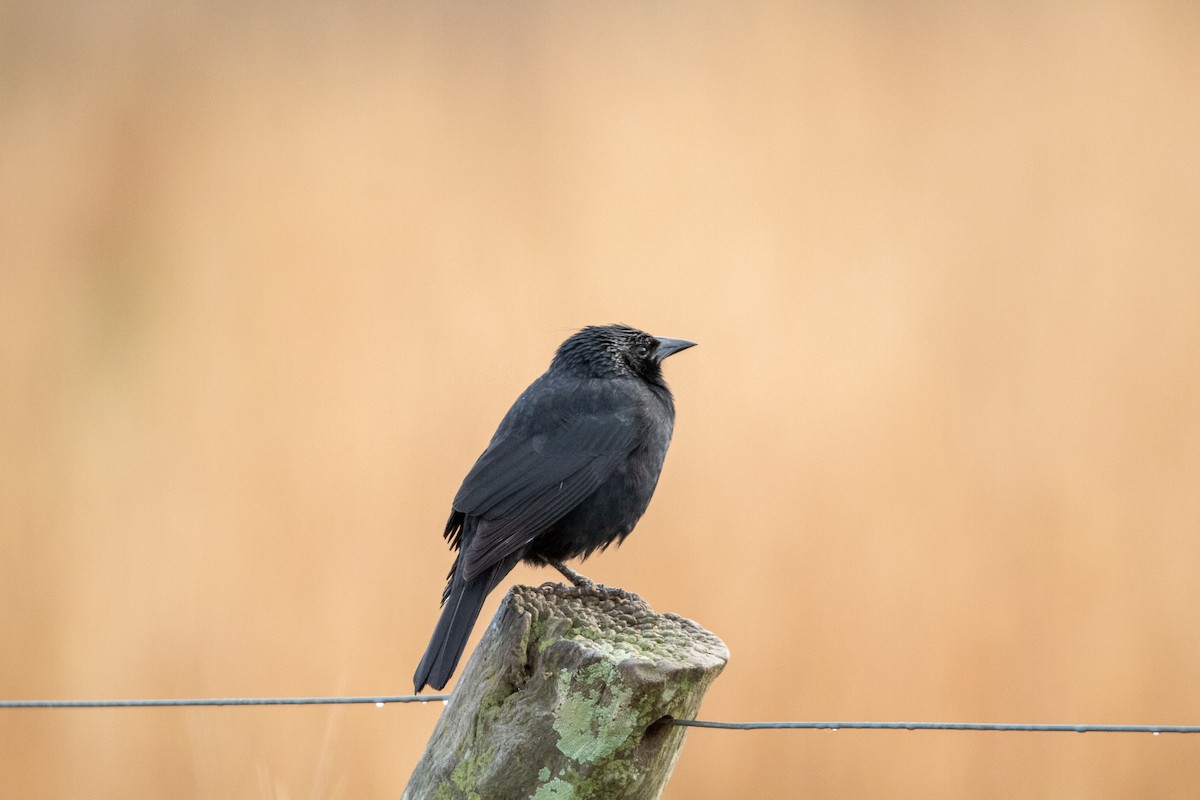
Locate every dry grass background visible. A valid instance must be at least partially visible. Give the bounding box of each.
[3,1,1200,797]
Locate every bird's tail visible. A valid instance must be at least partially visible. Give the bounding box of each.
[413,555,516,693]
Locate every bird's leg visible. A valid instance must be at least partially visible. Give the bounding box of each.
[547,559,597,590]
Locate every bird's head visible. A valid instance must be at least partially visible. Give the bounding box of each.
[552,324,696,382]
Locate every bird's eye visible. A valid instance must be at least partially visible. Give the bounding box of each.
[636,344,650,357]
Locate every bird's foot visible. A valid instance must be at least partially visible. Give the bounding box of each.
[547,560,598,590]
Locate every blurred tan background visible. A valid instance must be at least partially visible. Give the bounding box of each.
[3,1,1200,797]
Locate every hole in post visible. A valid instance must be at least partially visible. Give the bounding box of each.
[636,715,676,758]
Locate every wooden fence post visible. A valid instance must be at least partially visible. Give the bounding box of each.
[403,583,728,799]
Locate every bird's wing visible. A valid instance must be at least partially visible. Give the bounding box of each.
[452,380,640,581]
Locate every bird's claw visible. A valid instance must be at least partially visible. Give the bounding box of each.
[547,559,599,590]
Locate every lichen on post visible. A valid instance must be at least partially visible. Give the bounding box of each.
[403,583,728,800]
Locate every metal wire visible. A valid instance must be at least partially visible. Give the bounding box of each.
[2,696,1197,733]
[672,719,1200,733]
[0,695,449,709]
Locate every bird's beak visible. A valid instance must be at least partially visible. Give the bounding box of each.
[654,336,697,360]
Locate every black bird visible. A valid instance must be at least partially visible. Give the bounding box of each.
[413,324,696,692]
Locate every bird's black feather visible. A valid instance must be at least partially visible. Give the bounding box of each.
[413,324,694,692]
